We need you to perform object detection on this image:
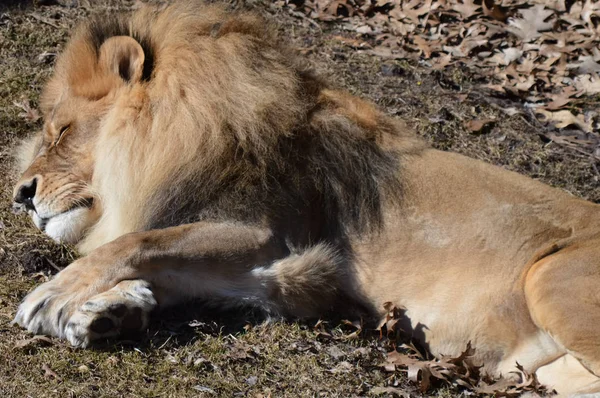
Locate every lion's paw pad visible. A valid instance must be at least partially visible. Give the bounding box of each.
[65,280,157,347]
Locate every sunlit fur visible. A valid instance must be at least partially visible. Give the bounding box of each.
[13,2,600,396]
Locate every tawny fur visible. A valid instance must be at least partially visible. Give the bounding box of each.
[12,2,600,396]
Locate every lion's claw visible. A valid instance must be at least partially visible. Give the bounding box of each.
[14,281,70,338]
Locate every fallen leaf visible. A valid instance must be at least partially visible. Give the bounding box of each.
[332,35,371,49]
[13,99,41,123]
[327,345,346,359]
[355,25,372,34]
[413,35,433,58]
[465,118,496,133]
[482,0,509,22]
[328,360,353,374]
[377,303,553,395]
[453,0,481,19]
[536,110,593,133]
[226,339,259,361]
[545,86,580,110]
[568,55,600,74]
[389,0,433,25]
[431,53,452,69]
[573,74,600,95]
[506,5,555,42]
[42,364,61,380]
[14,335,54,350]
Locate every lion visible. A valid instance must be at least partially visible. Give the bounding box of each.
[10,1,600,395]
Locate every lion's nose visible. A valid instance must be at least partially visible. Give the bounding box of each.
[14,178,38,212]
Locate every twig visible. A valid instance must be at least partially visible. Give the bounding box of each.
[30,12,61,29]
[157,334,173,350]
[46,258,64,273]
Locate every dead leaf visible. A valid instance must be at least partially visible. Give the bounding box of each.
[453,0,481,19]
[226,339,259,361]
[568,55,600,74]
[482,0,509,22]
[545,86,580,110]
[413,35,433,58]
[574,74,600,95]
[506,5,555,42]
[328,360,353,374]
[536,109,593,133]
[487,48,523,66]
[431,53,452,69]
[14,335,54,350]
[465,118,496,133]
[327,345,346,359]
[42,364,61,380]
[355,25,372,34]
[389,0,433,25]
[332,35,371,49]
[376,303,552,395]
[314,0,354,21]
[13,99,41,123]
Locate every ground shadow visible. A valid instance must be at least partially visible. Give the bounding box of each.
[88,298,432,359]
[86,302,264,352]
[0,0,35,11]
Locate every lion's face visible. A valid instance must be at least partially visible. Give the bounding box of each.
[13,96,108,243]
[13,31,147,245]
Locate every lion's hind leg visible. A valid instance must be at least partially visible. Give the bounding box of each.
[65,280,157,347]
[525,238,600,395]
[535,354,600,396]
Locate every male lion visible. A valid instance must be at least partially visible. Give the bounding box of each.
[11,2,600,395]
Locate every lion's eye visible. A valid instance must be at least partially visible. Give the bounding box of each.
[55,125,70,145]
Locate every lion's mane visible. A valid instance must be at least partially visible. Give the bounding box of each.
[40,2,422,253]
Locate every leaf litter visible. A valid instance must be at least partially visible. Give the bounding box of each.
[376,302,554,396]
[278,0,600,158]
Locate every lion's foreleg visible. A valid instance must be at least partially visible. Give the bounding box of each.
[15,222,346,346]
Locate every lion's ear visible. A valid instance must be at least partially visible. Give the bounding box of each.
[98,36,145,83]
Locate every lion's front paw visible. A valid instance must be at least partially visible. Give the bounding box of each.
[65,280,157,347]
[14,277,77,338]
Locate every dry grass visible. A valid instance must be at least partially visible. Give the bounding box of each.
[0,1,598,397]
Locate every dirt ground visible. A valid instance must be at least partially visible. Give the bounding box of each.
[0,1,598,397]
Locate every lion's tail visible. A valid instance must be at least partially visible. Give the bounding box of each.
[251,244,350,318]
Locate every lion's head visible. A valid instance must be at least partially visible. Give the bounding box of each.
[14,2,415,254]
[13,20,152,245]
